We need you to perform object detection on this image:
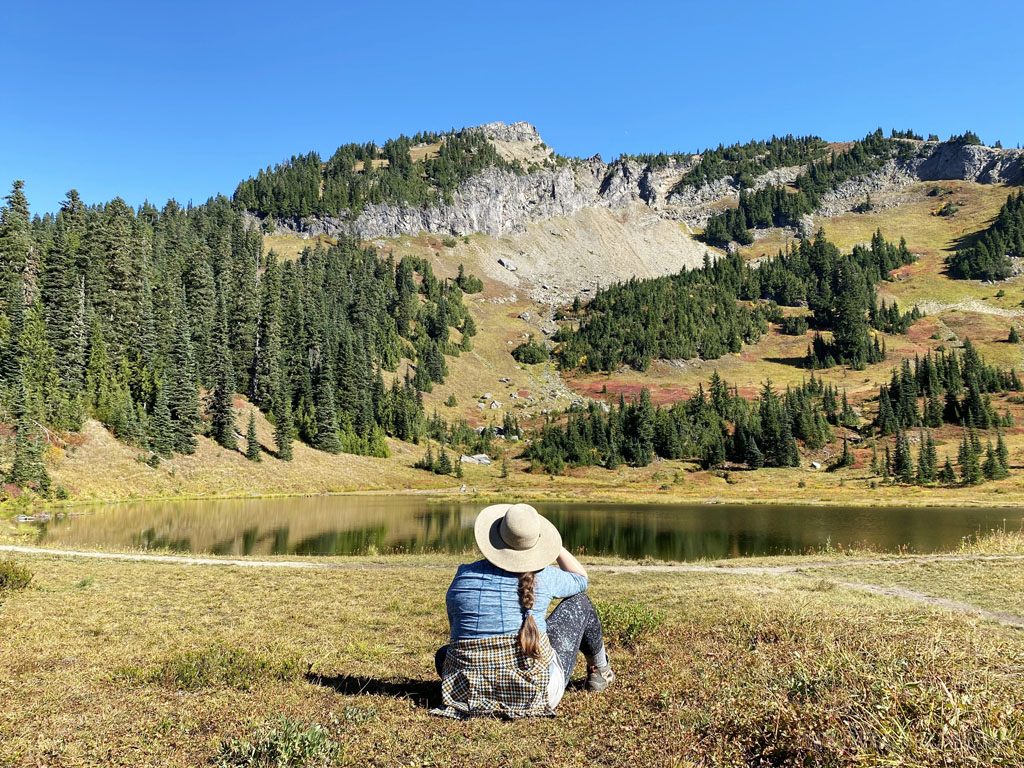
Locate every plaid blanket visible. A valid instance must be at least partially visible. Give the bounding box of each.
[432,633,555,719]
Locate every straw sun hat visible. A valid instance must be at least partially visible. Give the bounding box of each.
[474,503,562,573]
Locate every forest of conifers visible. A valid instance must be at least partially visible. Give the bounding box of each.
[232,129,516,218]
[557,230,918,373]
[947,190,1024,280]
[0,181,480,492]
[525,344,1017,486]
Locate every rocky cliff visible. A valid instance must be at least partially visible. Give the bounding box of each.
[262,124,1024,242]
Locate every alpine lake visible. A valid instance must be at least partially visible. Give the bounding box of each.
[29,496,1024,561]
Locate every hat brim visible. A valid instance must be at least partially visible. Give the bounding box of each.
[474,504,562,573]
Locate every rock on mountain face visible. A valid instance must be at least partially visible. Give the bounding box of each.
[916,142,1023,184]
[264,124,1024,241]
[471,121,542,143]
[267,123,692,239]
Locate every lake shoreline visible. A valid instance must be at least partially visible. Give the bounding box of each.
[9,483,1024,516]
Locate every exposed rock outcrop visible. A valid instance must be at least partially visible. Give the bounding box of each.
[916,141,1023,184]
[260,124,1024,242]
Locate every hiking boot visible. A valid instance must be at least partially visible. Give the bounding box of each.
[586,661,616,692]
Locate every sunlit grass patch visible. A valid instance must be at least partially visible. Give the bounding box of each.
[0,558,33,592]
[215,716,339,768]
[594,599,665,647]
[117,643,302,691]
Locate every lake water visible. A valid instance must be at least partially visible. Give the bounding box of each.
[31,496,1024,561]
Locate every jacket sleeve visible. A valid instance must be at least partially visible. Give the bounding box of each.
[543,565,588,599]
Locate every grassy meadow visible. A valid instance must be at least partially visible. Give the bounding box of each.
[3,533,1024,766]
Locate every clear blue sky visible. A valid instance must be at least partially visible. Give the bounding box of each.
[3,0,1021,214]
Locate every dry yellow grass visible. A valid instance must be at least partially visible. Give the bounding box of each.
[2,546,1024,766]
[48,406,447,503]
[262,233,338,262]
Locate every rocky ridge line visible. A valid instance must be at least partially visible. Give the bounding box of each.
[260,124,1024,241]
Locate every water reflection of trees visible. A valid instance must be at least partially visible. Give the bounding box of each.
[36,497,1024,560]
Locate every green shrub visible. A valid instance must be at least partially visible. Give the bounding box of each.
[594,599,665,647]
[444,394,457,407]
[442,236,458,248]
[118,644,301,691]
[511,341,548,364]
[216,716,339,767]
[0,559,33,592]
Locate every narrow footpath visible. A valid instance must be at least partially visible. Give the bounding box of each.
[4,544,1024,627]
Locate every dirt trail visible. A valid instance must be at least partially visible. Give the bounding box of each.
[5,545,1024,627]
[829,579,1024,628]
[917,299,1024,319]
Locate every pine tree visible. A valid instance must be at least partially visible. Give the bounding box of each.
[958,429,983,485]
[1009,326,1020,344]
[634,387,656,466]
[893,430,914,483]
[19,299,64,427]
[436,448,453,475]
[312,356,342,453]
[8,379,50,492]
[167,289,200,454]
[273,372,294,461]
[500,451,509,478]
[42,206,86,396]
[997,430,1010,473]
[207,292,237,451]
[745,437,765,469]
[245,410,261,462]
[939,456,957,484]
[0,181,32,290]
[916,430,937,484]
[149,378,174,458]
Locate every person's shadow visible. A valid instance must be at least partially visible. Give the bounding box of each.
[305,672,442,709]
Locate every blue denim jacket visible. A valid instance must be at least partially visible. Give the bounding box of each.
[446,559,588,641]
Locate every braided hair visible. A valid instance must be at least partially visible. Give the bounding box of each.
[517,571,542,659]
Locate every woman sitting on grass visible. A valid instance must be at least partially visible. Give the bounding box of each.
[432,503,615,718]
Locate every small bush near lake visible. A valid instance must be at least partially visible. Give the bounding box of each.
[216,716,339,768]
[595,599,665,647]
[118,644,301,691]
[0,559,33,593]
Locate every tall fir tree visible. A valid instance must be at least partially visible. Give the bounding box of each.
[273,370,294,461]
[207,291,237,451]
[245,410,261,462]
[149,377,174,458]
[167,289,200,454]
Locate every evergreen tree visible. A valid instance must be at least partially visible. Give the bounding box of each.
[245,410,261,462]
[149,378,174,458]
[436,447,453,476]
[893,429,915,483]
[958,429,983,485]
[167,289,200,454]
[273,372,294,461]
[0,181,32,291]
[997,430,1010,473]
[916,430,937,483]
[312,358,342,453]
[939,456,957,484]
[42,198,86,397]
[207,292,237,451]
